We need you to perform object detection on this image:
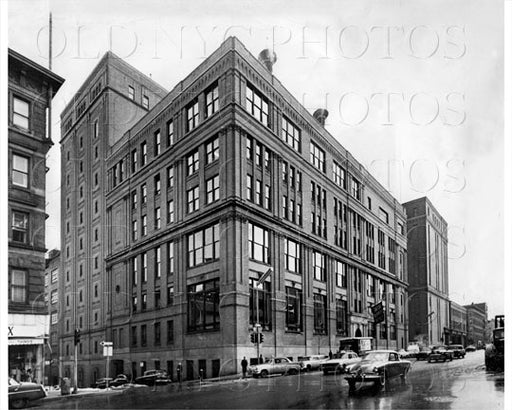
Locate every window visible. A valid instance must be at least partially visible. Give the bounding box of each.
[248,223,269,263]
[132,257,138,286]
[312,251,326,281]
[286,287,302,331]
[167,242,174,275]
[131,149,137,173]
[131,326,137,346]
[205,83,219,118]
[141,184,147,204]
[140,142,147,166]
[187,150,199,175]
[310,142,325,172]
[154,174,161,195]
[167,120,174,147]
[187,186,200,213]
[141,324,147,346]
[12,97,30,129]
[93,120,99,138]
[141,293,147,311]
[167,166,174,188]
[367,197,372,210]
[255,142,262,166]
[155,207,161,229]
[141,215,147,236]
[314,294,327,334]
[398,221,404,235]
[12,211,28,243]
[246,175,253,201]
[187,279,220,331]
[187,223,220,267]
[142,95,149,109]
[333,161,346,190]
[335,260,347,288]
[206,175,220,203]
[250,279,272,330]
[285,239,301,274]
[379,207,389,224]
[255,180,262,205]
[142,252,148,282]
[167,200,174,223]
[167,320,174,344]
[128,86,135,100]
[132,220,138,241]
[186,99,199,132]
[155,247,161,277]
[51,269,58,283]
[51,313,58,324]
[336,299,348,335]
[281,117,301,152]
[264,185,271,210]
[167,285,174,305]
[246,137,253,161]
[10,269,26,302]
[351,178,361,201]
[154,130,161,156]
[205,137,219,164]
[131,191,137,209]
[12,154,29,188]
[246,84,269,126]
[378,230,386,269]
[154,322,161,345]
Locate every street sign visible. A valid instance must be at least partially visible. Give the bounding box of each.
[371,301,385,324]
[256,268,272,286]
[103,346,113,356]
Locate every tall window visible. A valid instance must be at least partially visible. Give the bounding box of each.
[205,83,219,118]
[246,84,269,126]
[132,220,138,241]
[132,257,138,286]
[336,299,348,335]
[167,120,174,147]
[167,200,174,223]
[131,326,137,346]
[141,252,147,282]
[378,230,386,269]
[206,175,220,204]
[333,161,347,190]
[246,137,253,161]
[250,279,272,330]
[154,174,161,195]
[186,99,199,132]
[205,137,219,164]
[141,215,147,236]
[314,294,327,334]
[167,242,174,275]
[9,269,26,302]
[131,149,137,173]
[281,117,301,152]
[141,324,147,346]
[264,185,271,210]
[154,130,161,156]
[167,166,174,188]
[312,251,326,281]
[141,184,147,204]
[140,142,147,166]
[154,322,161,345]
[248,223,269,263]
[167,285,174,306]
[12,97,30,129]
[246,175,253,201]
[128,86,135,100]
[388,238,396,274]
[187,186,200,213]
[12,211,28,243]
[12,154,29,187]
[285,238,301,274]
[335,260,347,288]
[155,247,161,278]
[310,142,326,173]
[142,95,149,109]
[286,287,302,331]
[187,279,220,331]
[187,150,199,175]
[187,223,220,267]
[167,320,174,344]
[351,177,361,201]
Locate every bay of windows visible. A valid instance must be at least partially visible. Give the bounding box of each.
[206,175,220,203]
[336,299,348,335]
[285,287,302,331]
[186,99,199,132]
[187,279,220,331]
[333,161,347,190]
[313,251,326,281]
[187,151,199,175]
[285,238,301,274]
[335,260,347,288]
[205,83,219,118]
[187,223,220,267]
[248,223,269,263]
[281,117,301,152]
[310,142,325,172]
[313,294,327,334]
[187,186,200,213]
[246,84,269,126]
[250,279,272,330]
[206,137,219,164]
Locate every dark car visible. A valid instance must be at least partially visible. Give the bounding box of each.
[94,374,129,389]
[465,345,476,352]
[8,377,47,409]
[447,344,465,359]
[344,350,411,392]
[415,346,432,361]
[428,345,454,362]
[135,370,172,386]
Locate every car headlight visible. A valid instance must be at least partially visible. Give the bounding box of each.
[373,367,379,373]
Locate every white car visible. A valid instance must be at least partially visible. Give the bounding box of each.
[321,351,361,374]
[249,357,301,377]
[299,355,329,372]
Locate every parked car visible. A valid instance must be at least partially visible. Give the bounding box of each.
[135,370,172,386]
[344,350,411,392]
[447,344,466,359]
[298,355,328,372]
[465,345,476,352]
[95,374,129,388]
[321,351,360,374]
[415,346,432,360]
[428,345,454,362]
[8,377,47,409]
[248,357,301,378]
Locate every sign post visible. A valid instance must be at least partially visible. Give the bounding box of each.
[100,341,113,389]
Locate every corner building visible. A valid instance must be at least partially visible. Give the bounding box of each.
[99,38,409,382]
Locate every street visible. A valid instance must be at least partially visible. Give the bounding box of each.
[34,350,503,409]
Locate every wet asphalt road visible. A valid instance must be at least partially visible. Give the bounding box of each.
[34,350,503,409]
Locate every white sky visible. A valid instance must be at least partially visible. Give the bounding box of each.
[6,0,505,317]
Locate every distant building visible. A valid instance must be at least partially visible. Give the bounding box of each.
[464,302,488,347]
[448,301,467,346]
[403,197,450,346]
[8,49,64,383]
[58,51,167,386]
[45,249,61,385]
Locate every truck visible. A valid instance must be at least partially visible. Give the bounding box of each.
[339,337,373,356]
[485,315,504,371]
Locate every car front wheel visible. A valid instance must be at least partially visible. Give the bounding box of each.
[10,398,28,409]
[260,370,269,378]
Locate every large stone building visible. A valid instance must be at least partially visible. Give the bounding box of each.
[58,51,167,386]
[448,301,467,346]
[61,37,409,386]
[8,49,64,382]
[403,197,450,346]
[44,249,61,385]
[464,302,488,347]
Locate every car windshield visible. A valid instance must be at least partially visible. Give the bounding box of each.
[363,352,388,362]
[9,378,20,386]
[495,329,504,339]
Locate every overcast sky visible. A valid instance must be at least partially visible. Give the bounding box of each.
[7,0,505,317]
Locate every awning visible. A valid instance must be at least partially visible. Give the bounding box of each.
[8,338,44,346]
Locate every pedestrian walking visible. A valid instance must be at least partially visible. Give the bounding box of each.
[329,350,333,360]
[241,357,248,379]
[259,354,264,364]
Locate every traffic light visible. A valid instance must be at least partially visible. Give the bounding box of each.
[259,333,264,344]
[250,333,256,343]
[74,328,81,345]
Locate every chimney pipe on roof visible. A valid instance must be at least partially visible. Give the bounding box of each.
[313,108,329,127]
[258,49,277,73]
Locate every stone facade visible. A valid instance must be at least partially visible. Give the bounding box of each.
[464,302,488,347]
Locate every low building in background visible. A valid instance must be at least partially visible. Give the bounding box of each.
[464,302,488,347]
[448,301,467,346]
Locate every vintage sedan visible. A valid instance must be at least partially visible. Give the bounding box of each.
[248,357,301,377]
[135,370,172,386]
[447,344,466,359]
[8,377,47,409]
[321,351,361,375]
[299,355,328,372]
[428,345,454,362]
[345,350,411,392]
[95,374,129,388]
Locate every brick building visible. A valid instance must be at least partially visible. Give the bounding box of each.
[44,249,61,385]
[58,51,167,386]
[8,49,64,382]
[403,197,450,346]
[448,301,467,346]
[464,302,488,347]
